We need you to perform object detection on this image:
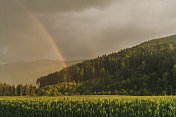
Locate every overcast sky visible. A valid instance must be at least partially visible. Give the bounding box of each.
[0,0,176,63]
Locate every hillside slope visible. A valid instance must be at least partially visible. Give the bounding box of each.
[37,35,176,95]
[0,60,81,85]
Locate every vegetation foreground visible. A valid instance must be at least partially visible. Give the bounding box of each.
[0,96,176,117]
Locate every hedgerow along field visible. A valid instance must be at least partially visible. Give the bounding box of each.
[0,95,176,117]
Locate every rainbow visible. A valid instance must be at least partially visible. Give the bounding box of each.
[16,0,68,68]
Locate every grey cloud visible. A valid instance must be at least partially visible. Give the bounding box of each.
[0,1,59,62]
[0,47,9,55]
[1,0,176,62]
[38,0,176,59]
[21,0,115,13]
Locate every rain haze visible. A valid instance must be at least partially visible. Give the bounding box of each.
[1,0,176,63]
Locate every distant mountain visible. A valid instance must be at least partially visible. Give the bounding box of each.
[37,35,176,95]
[0,60,81,85]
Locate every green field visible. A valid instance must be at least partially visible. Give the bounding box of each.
[0,95,176,117]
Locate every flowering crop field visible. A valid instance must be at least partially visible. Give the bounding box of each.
[0,95,176,117]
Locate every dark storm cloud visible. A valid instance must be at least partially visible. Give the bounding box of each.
[0,0,176,62]
[39,0,176,59]
[0,0,116,62]
[22,0,116,13]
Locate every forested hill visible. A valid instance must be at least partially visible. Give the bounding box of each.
[37,35,176,95]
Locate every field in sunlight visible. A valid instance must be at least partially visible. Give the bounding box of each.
[0,95,176,117]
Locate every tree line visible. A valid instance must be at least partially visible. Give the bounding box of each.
[0,83,36,96]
